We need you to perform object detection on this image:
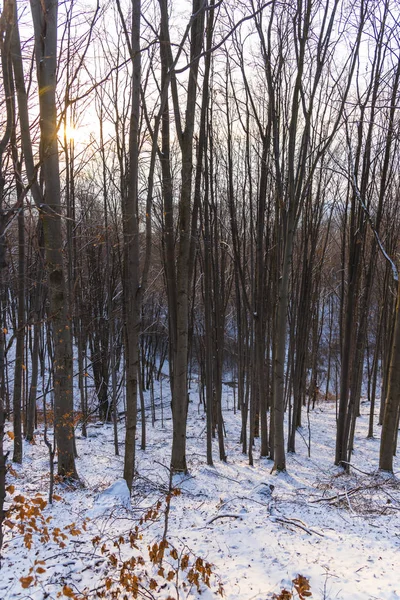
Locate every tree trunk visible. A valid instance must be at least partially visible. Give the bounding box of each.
[30,0,77,479]
[159,0,205,473]
[26,227,44,441]
[12,175,24,463]
[273,208,295,471]
[379,278,400,472]
[122,0,141,491]
[0,396,7,557]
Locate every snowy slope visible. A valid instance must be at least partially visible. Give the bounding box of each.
[1,385,399,600]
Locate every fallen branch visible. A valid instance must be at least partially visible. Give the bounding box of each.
[310,486,362,503]
[218,495,272,510]
[207,514,243,525]
[345,488,355,514]
[338,462,375,476]
[270,516,324,537]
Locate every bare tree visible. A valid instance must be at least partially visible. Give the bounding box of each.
[158,0,206,473]
[28,0,77,478]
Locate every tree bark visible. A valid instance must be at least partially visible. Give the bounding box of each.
[380,278,400,472]
[122,0,141,491]
[29,0,77,479]
[158,0,205,473]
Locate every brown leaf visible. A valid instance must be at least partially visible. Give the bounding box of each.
[3,519,15,529]
[36,567,46,574]
[63,585,76,598]
[20,576,34,589]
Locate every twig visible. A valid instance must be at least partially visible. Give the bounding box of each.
[207,514,243,524]
[203,469,241,484]
[160,464,173,560]
[338,461,375,476]
[310,486,362,503]
[344,488,355,514]
[218,495,272,511]
[346,133,398,283]
[270,516,324,537]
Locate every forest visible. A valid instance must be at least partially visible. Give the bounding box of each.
[0,0,400,598]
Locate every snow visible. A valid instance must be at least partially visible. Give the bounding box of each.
[87,479,131,518]
[1,384,399,600]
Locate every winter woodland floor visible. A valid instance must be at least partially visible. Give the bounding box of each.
[1,382,400,600]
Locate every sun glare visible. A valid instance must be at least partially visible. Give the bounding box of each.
[62,123,88,145]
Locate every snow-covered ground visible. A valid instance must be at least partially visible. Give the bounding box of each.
[1,383,399,600]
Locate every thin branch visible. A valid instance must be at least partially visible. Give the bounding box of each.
[174,2,272,74]
[207,514,243,524]
[347,132,399,283]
